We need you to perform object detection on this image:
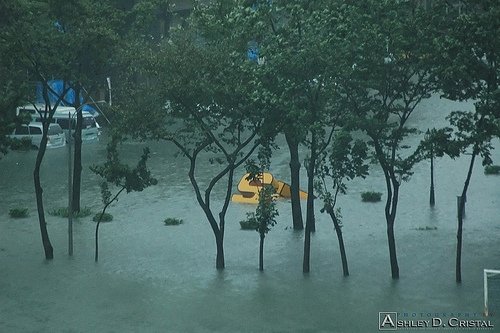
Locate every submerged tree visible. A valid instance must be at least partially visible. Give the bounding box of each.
[229,0,344,231]
[0,1,63,259]
[316,131,368,276]
[335,1,446,279]
[0,0,124,258]
[245,145,279,271]
[90,137,157,262]
[43,0,123,213]
[433,0,500,283]
[419,128,461,206]
[255,184,279,271]
[117,2,268,269]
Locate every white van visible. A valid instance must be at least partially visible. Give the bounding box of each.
[9,122,66,149]
[16,105,100,142]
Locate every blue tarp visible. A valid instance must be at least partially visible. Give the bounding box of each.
[35,80,97,115]
[247,41,259,62]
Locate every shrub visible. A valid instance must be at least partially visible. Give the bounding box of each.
[415,226,438,231]
[9,208,29,218]
[49,207,92,218]
[10,137,34,151]
[239,212,259,230]
[93,212,113,222]
[361,191,382,202]
[484,165,500,175]
[164,217,183,226]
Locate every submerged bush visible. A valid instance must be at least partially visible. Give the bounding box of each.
[93,212,113,222]
[164,217,183,226]
[49,207,92,218]
[361,191,382,202]
[10,137,34,151]
[9,208,29,218]
[415,226,438,231]
[239,212,259,230]
[484,165,500,175]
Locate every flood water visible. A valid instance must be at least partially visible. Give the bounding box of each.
[1,95,499,332]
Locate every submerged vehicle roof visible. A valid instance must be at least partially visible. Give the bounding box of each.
[17,104,95,117]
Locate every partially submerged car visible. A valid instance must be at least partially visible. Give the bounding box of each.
[10,122,66,149]
[17,104,100,143]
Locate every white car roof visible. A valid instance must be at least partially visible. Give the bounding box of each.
[26,122,62,129]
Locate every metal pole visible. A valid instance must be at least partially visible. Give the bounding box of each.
[106,77,112,106]
[430,145,435,206]
[68,112,73,256]
[484,269,489,317]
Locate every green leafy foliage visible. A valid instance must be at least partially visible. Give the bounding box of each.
[164,217,183,226]
[255,185,279,235]
[48,207,92,218]
[484,165,500,175]
[316,130,369,213]
[90,137,158,194]
[91,136,157,261]
[99,182,112,206]
[239,212,259,230]
[9,138,34,151]
[415,226,438,231]
[417,128,462,161]
[9,208,29,218]
[361,191,382,203]
[93,212,113,223]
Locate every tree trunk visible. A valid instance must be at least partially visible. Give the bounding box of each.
[303,130,318,273]
[328,208,349,276]
[215,233,225,270]
[303,220,311,273]
[387,221,399,279]
[259,233,265,271]
[34,125,54,260]
[72,87,82,212]
[188,159,226,271]
[95,213,102,262]
[306,131,317,233]
[385,179,400,279]
[95,187,125,262]
[456,152,477,283]
[285,132,304,230]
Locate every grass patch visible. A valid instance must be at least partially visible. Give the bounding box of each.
[484,165,500,175]
[415,226,438,231]
[48,207,93,218]
[9,208,29,218]
[361,191,382,202]
[93,212,113,222]
[10,137,34,151]
[239,212,259,230]
[164,217,183,226]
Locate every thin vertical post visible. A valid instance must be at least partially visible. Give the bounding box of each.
[484,270,489,317]
[430,145,435,206]
[68,112,73,256]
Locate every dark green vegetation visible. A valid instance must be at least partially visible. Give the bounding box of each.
[93,212,113,223]
[415,226,438,231]
[484,165,500,175]
[239,213,259,230]
[49,207,92,218]
[164,218,183,226]
[9,208,29,218]
[91,137,157,262]
[9,138,34,151]
[0,0,498,283]
[361,192,383,203]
